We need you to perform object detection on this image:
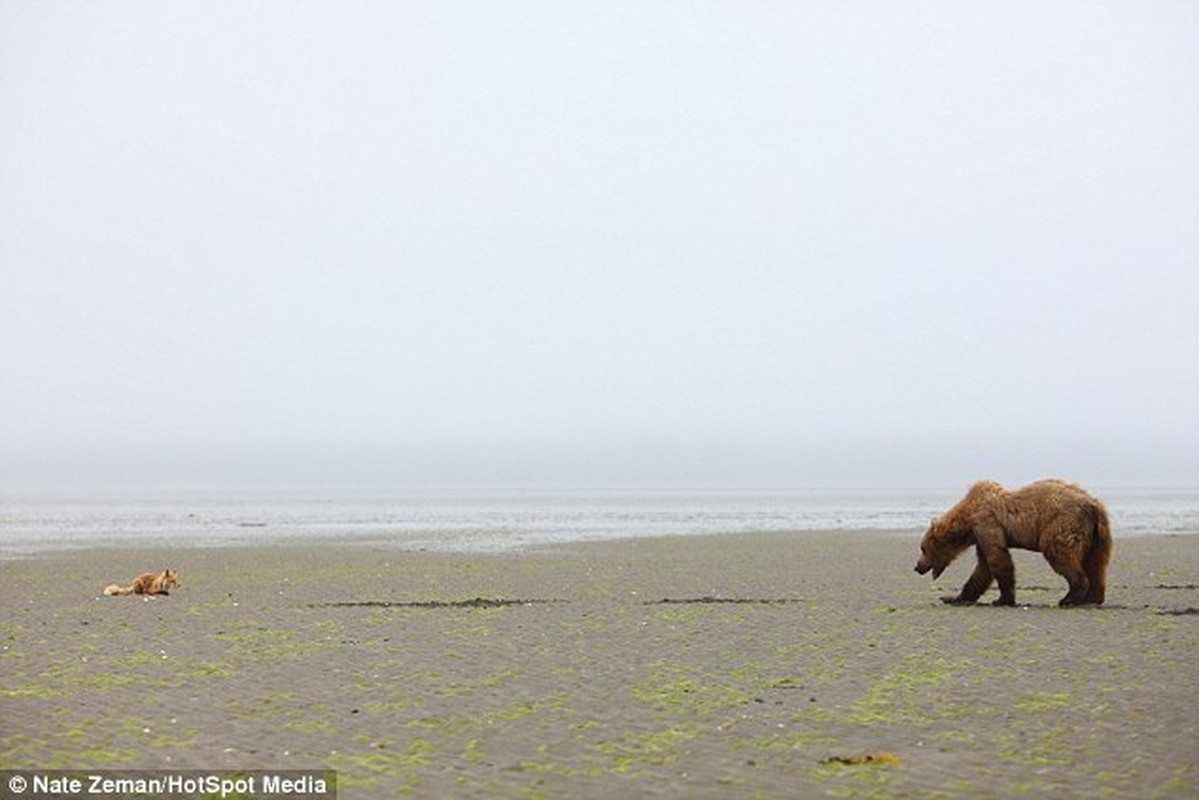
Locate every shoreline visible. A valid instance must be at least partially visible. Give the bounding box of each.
[4,524,1197,564]
[2,532,1196,797]
[5,486,1197,561]
[0,526,923,563]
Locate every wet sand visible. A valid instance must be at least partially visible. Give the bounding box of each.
[2,532,1196,797]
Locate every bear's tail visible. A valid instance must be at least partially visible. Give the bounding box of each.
[1083,502,1113,605]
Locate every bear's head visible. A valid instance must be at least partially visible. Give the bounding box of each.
[914,516,972,579]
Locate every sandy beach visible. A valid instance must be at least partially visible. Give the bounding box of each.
[2,531,1196,798]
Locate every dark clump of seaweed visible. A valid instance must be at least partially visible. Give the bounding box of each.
[648,596,804,606]
[310,597,567,609]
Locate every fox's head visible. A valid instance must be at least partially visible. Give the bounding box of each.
[161,569,180,589]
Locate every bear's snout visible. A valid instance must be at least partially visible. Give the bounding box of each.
[914,557,944,579]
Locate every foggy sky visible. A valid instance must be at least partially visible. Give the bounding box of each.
[2,2,1197,489]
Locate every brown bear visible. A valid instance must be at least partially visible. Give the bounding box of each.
[914,479,1112,607]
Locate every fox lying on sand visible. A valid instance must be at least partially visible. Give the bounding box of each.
[103,569,179,596]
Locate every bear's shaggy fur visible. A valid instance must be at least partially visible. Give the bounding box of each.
[914,479,1112,607]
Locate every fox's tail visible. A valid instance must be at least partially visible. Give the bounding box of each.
[103,584,133,596]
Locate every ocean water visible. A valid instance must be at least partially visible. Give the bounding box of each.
[1,488,1197,558]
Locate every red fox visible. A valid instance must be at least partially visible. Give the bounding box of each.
[103,569,179,596]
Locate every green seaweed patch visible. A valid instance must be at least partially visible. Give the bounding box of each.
[461,738,487,765]
[808,760,901,799]
[46,746,143,769]
[1014,691,1073,713]
[403,693,571,736]
[329,738,435,788]
[286,719,337,734]
[407,715,479,735]
[78,670,171,694]
[0,734,48,767]
[436,668,516,698]
[211,624,329,661]
[634,661,753,716]
[995,724,1076,767]
[444,623,495,639]
[1,682,66,699]
[506,761,605,780]
[736,731,839,751]
[185,660,235,679]
[649,604,725,625]
[593,725,702,772]
[492,694,571,722]
[847,655,975,726]
[363,695,412,714]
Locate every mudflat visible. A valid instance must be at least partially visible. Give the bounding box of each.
[2,532,1196,798]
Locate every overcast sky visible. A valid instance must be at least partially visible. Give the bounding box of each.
[1,2,1196,489]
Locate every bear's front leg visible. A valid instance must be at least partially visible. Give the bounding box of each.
[943,546,993,605]
[971,520,1017,606]
[980,545,1017,606]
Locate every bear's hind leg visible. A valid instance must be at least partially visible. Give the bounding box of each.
[1082,529,1111,606]
[1058,580,1090,607]
[1083,555,1107,605]
[1045,545,1090,606]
